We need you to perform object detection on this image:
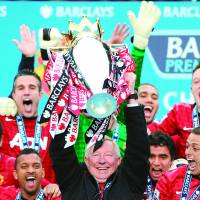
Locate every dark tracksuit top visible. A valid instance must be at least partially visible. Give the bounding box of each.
[50,106,150,200]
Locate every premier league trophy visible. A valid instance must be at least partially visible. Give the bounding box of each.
[40,16,135,148]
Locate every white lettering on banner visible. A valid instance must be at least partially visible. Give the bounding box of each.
[165,59,199,73]
[163,92,194,110]
[165,37,200,73]
[9,133,48,150]
[164,6,200,18]
[167,37,200,58]
[0,6,7,17]
[56,6,114,18]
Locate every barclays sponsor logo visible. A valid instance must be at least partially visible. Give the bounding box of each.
[56,6,114,18]
[163,6,200,18]
[40,5,114,18]
[147,31,200,79]
[40,5,53,18]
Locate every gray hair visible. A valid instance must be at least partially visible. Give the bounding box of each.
[85,136,121,158]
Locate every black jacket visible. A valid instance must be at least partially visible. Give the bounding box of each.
[50,106,150,200]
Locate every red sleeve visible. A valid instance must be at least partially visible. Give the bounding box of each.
[147,121,160,133]
[158,108,178,136]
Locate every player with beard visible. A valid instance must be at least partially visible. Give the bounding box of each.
[154,127,200,200]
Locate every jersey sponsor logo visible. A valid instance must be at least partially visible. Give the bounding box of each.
[147,31,200,79]
[9,133,48,150]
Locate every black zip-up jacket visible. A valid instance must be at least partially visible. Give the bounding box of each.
[50,106,150,200]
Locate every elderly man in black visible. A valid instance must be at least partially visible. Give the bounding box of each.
[49,91,149,200]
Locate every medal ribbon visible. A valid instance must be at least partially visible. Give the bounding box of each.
[16,188,44,200]
[16,115,42,152]
[112,116,119,143]
[146,175,154,199]
[188,186,200,200]
[180,166,192,199]
[180,166,200,200]
[192,104,199,128]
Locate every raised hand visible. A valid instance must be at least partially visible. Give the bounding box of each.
[108,23,130,45]
[128,1,161,49]
[12,24,36,57]
[43,183,61,199]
